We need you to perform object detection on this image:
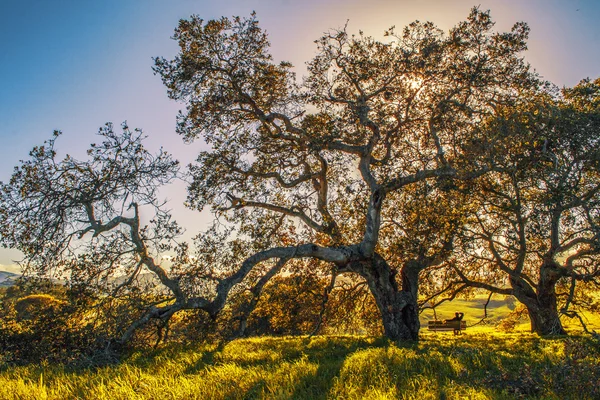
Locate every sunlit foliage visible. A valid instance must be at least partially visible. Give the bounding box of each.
[447,78,600,335]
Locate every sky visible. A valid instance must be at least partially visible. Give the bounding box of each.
[0,0,598,272]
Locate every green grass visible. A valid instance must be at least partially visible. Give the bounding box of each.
[420,294,600,334]
[1,296,598,399]
[1,333,599,399]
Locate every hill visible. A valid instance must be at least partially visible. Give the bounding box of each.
[420,294,600,333]
[0,270,20,287]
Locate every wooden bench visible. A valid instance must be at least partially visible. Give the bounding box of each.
[428,320,467,334]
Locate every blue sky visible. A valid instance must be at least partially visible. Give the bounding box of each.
[0,0,598,271]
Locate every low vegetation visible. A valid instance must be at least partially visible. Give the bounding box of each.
[1,333,599,400]
[1,287,598,399]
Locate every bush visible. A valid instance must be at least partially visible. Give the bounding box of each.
[0,283,118,365]
[14,294,66,320]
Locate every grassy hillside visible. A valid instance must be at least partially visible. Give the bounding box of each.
[420,294,600,334]
[1,333,599,400]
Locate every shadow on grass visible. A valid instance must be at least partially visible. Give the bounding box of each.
[182,340,227,374]
[287,336,390,399]
[125,333,600,399]
[179,335,384,398]
[5,333,595,399]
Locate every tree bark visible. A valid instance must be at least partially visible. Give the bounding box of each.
[526,302,565,336]
[510,261,566,336]
[349,255,420,341]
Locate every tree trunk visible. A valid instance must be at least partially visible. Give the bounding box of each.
[350,255,420,341]
[526,302,565,336]
[510,262,566,336]
[531,261,566,335]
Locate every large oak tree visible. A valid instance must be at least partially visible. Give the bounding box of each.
[0,8,539,342]
[153,8,535,341]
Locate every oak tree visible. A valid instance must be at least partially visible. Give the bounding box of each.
[153,8,535,341]
[453,79,600,335]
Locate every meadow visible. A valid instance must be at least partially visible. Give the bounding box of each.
[2,294,599,399]
[2,332,600,400]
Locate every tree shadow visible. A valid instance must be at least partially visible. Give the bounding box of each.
[178,335,383,398]
[287,336,390,399]
[182,340,228,374]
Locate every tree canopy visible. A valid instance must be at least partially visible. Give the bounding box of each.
[0,8,598,344]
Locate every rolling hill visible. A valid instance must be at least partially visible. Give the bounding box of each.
[0,270,20,287]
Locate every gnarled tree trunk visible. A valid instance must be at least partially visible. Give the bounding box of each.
[510,262,566,336]
[349,255,420,341]
[526,302,564,336]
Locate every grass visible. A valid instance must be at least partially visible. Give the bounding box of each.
[420,294,600,334]
[1,296,598,399]
[1,333,599,399]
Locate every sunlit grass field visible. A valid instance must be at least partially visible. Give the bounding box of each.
[420,294,600,334]
[1,333,599,399]
[1,296,599,400]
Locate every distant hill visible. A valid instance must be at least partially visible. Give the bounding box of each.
[420,295,517,325]
[0,270,20,287]
[0,270,161,290]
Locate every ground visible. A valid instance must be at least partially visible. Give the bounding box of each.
[1,295,599,399]
[1,332,600,399]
